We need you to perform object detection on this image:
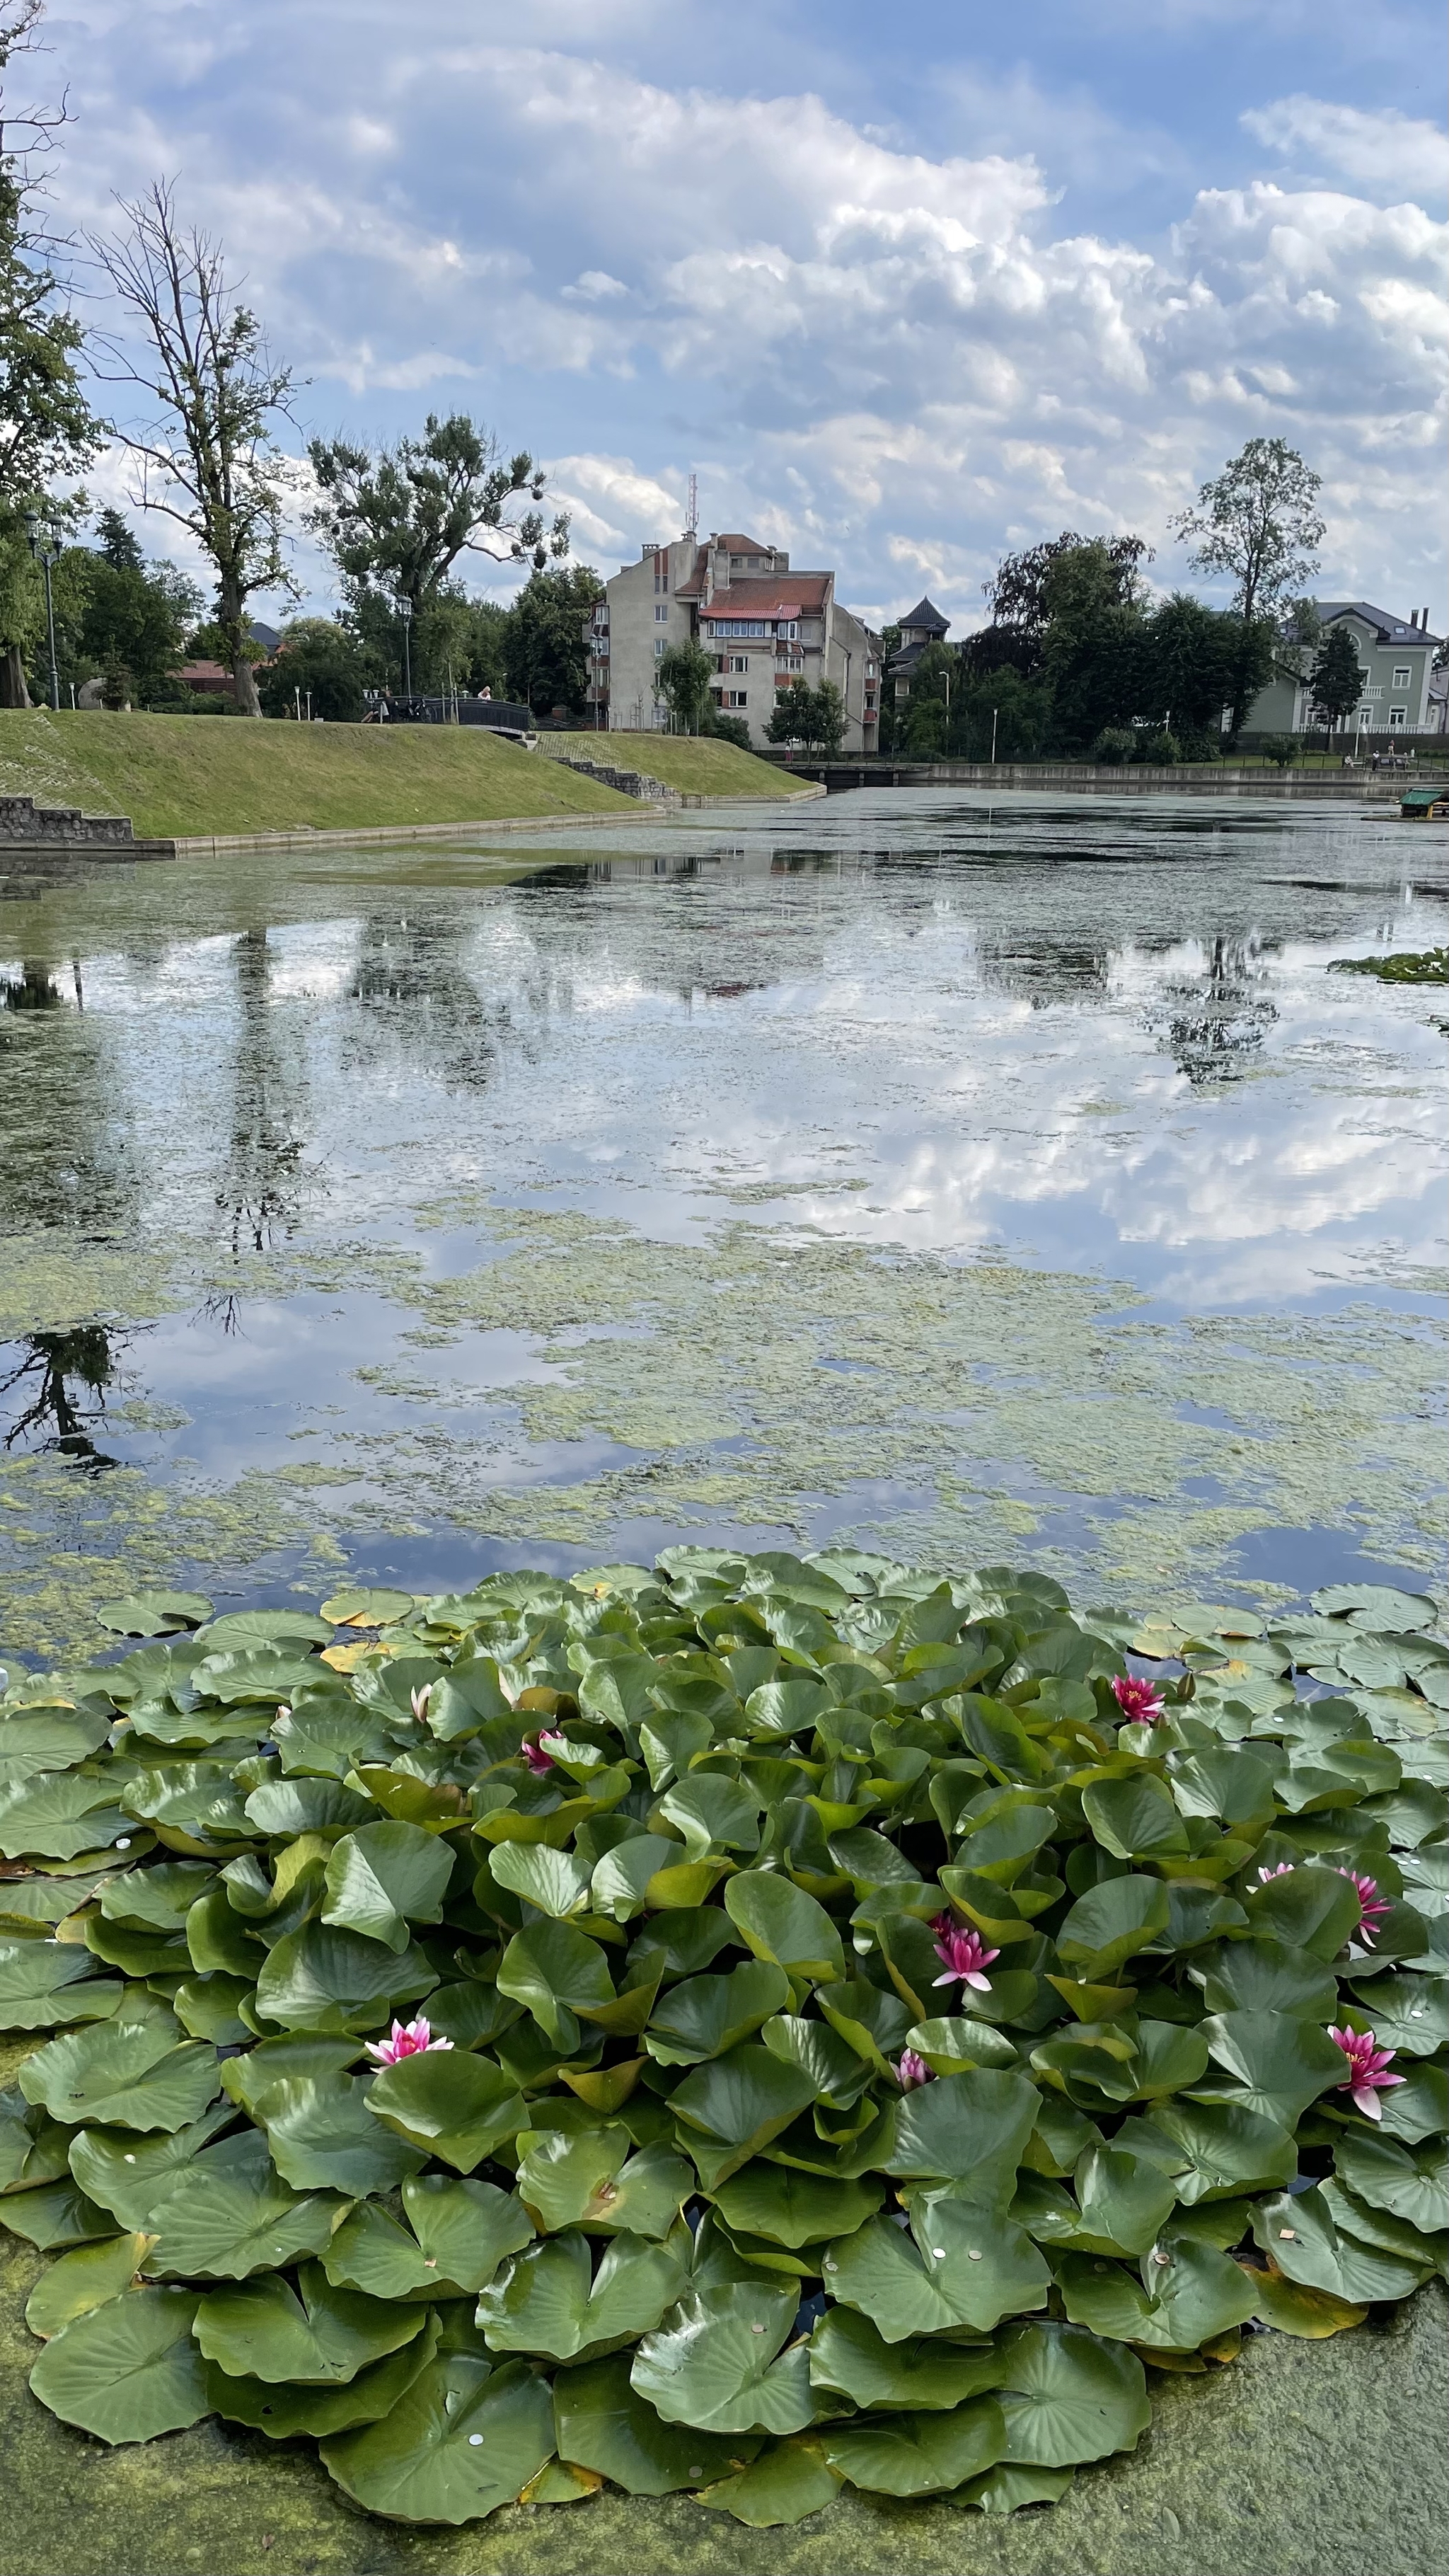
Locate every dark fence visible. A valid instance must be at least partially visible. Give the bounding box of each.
[366,694,535,735]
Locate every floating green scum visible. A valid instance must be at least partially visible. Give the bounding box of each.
[0,1553,1445,2529]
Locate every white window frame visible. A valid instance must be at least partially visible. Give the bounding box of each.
[1387,706,1407,728]
[727,689,747,708]
[654,638,666,659]
[654,604,669,623]
[1392,667,1412,689]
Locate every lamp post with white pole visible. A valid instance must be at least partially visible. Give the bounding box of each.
[25,512,62,712]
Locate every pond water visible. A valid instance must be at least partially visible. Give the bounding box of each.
[1,788,1445,1664]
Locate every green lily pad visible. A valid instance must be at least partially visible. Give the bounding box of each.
[253,1921,437,2033]
[807,2306,1003,2410]
[96,1592,213,1636]
[1198,2011,1345,2127]
[321,2352,554,2522]
[66,2098,238,2226]
[0,2175,114,2248]
[1244,1864,1363,1960]
[1058,2238,1258,2347]
[29,2287,207,2442]
[497,1920,618,2050]
[142,2130,345,2279]
[670,2044,819,2190]
[1333,2129,1449,2234]
[322,1819,456,1951]
[553,2352,743,2493]
[646,1961,791,2066]
[696,2435,841,2527]
[207,2315,440,2439]
[1346,1972,1448,2057]
[1196,1937,1339,2019]
[23,2229,154,2338]
[995,2321,1152,2466]
[1082,1773,1189,1862]
[0,1938,122,2030]
[824,2395,1005,2495]
[321,2197,444,2299]
[0,1772,134,1861]
[1070,2143,1179,2255]
[886,2069,1039,2201]
[21,2015,221,2132]
[1139,2098,1298,2204]
[724,1871,845,1982]
[403,2175,536,2290]
[1056,1875,1170,1980]
[195,2259,425,2383]
[1251,2185,1434,2300]
[254,2069,428,2194]
[630,2281,814,2434]
[0,1706,111,1777]
[516,2123,693,2238]
[1246,2270,1368,2335]
[710,2161,882,2248]
[366,2050,525,2172]
[488,1839,593,1918]
[477,2226,689,2364]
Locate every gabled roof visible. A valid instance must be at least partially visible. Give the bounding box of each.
[899,596,949,635]
[710,533,769,554]
[1318,601,1442,648]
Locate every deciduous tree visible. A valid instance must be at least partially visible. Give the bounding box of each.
[1308,623,1363,747]
[0,0,98,703]
[1172,439,1324,735]
[309,415,570,634]
[91,181,298,714]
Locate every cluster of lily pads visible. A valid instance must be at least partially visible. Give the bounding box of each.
[1329,947,1449,985]
[0,1551,1445,2531]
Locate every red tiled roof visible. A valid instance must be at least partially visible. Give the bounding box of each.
[710,532,768,552]
[703,575,829,618]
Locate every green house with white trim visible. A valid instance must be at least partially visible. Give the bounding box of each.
[1244,601,1443,739]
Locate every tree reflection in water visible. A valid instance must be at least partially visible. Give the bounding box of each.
[0,1323,135,1468]
[1154,934,1280,1086]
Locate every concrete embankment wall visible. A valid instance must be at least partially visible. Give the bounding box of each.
[764,757,1445,800]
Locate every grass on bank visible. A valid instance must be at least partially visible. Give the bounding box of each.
[543,730,811,797]
[0,711,643,840]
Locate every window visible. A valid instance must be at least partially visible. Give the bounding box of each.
[654,605,669,623]
[654,639,666,658]
[1388,706,1407,728]
[729,655,748,672]
[727,689,747,708]
[1392,667,1412,689]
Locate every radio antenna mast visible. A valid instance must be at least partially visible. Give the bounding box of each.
[686,470,698,538]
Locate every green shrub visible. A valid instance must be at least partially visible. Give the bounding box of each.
[1090,728,1137,766]
[1,1553,1443,2530]
[1260,735,1300,770]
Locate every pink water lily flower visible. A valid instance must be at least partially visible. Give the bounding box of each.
[1257,1862,1295,1882]
[1339,1869,1392,1947]
[930,1914,1000,1992]
[409,1684,432,1723]
[519,1735,555,1775]
[366,2017,454,2066]
[1111,1674,1166,1725]
[894,2049,933,2090]
[1328,2024,1404,2120]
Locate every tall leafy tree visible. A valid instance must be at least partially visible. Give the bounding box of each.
[1172,439,1324,736]
[766,677,844,753]
[1142,593,1271,752]
[983,530,1153,666]
[0,0,98,703]
[654,638,715,732]
[502,563,603,715]
[258,619,368,724]
[1039,539,1150,756]
[62,534,200,706]
[308,415,570,636]
[1308,623,1363,746]
[90,182,298,715]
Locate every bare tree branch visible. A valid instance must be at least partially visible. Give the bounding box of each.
[88,180,300,713]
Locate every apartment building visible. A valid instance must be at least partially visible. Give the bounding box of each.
[586,530,880,752]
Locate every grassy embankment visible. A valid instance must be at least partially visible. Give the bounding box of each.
[543,729,811,796]
[0,710,642,839]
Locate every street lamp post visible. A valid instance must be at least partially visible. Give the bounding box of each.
[398,596,413,699]
[25,512,62,712]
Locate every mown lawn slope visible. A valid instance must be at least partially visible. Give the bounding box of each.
[545,730,807,797]
[0,711,637,839]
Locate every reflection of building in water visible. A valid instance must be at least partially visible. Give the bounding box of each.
[0,1323,130,1467]
[1151,935,1280,1086]
[971,933,1114,1005]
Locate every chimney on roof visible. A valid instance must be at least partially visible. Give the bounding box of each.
[1423,609,1430,629]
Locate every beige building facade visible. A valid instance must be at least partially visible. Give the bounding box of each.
[587,531,880,752]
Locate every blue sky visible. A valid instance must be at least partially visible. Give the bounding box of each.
[46,0,1448,630]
